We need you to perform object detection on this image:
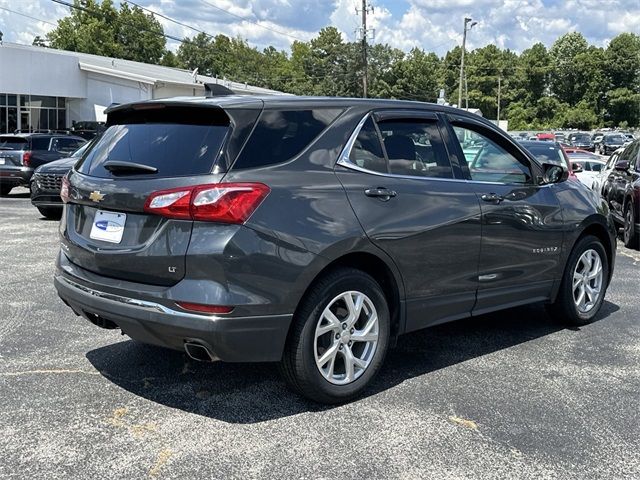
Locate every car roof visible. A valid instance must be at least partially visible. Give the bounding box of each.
[105,95,497,128]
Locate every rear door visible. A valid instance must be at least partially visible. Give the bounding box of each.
[336,111,481,331]
[61,104,242,287]
[445,116,564,315]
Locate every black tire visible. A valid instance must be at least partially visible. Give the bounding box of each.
[37,206,63,220]
[280,268,390,404]
[547,235,609,326]
[0,184,13,196]
[623,203,639,249]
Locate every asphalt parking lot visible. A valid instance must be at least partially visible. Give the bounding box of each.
[1,188,639,479]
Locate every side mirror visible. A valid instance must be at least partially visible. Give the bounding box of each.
[572,162,584,173]
[614,160,630,171]
[541,163,569,185]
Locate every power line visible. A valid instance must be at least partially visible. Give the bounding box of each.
[0,6,57,27]
[49,0,184,42]
[199,0,309,43]
[122,0,211,39]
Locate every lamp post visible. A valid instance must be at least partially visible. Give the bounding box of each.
[457,17,477,109]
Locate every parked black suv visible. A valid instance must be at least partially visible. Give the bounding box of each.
[55,97,616,403]
[0,133,86,195]
[567,132,594,152]
[598,133,626,156]
[30,141,92,219]
[602,139,640,249]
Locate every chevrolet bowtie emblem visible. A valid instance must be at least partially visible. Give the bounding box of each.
[89,191,105,202]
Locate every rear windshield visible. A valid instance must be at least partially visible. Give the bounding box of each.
[76,106,229,178]
[0,137,28,150]
[524,143,567,167]
[233,109,344,169]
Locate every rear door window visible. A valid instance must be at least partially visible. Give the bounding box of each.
[349,117,387,173]
[377,119,453,178]
[31,137,51,150]
[76,107,230,178]
[233,109,343,169]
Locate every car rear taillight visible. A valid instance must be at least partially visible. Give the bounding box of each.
[144,183,270,224]
[175,301,234,314]
[22,151,32,167]
[61,176,70,203]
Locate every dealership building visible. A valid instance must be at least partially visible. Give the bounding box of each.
[0,42,281,134]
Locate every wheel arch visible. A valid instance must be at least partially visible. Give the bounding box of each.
[288,250,405,347]
[552,219,615,304]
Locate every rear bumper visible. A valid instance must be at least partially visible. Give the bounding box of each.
[54,256,293,363]
[0,166,33,186]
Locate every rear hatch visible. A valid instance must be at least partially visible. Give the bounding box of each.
[61,102,259,286]
[0,136,29,166]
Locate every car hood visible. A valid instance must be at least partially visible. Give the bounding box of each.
[34,156,77,174]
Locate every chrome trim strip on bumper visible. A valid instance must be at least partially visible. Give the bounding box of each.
[55,275,220,320]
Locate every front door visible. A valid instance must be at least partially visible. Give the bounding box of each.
[335,111,481,332]
[446,117,564,315]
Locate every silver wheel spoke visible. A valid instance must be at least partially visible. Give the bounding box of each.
[572,249,604,313]
[316,343,339,369]
[343,346,355,382]
[313,289,380,385]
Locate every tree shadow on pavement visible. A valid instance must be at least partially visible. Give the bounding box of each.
[86,300,619,424]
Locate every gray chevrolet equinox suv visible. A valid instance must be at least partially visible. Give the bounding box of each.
[55,96,616,403]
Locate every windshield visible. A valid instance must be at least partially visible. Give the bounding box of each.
[606,135,625,143]
[572,134,591,142]
[71,141,91,158]
[0,136,28,150]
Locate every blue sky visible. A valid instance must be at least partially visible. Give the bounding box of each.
[0,0,638,57]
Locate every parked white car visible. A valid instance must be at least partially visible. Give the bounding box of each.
[569,155,608,189]
[591,147,625,196]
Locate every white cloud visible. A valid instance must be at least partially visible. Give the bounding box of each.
[0,0,638,57]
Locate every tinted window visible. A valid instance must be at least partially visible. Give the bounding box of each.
[52,137,85,154]
[454,125,532,184]
[76,124,229,178]
[0,136,28,150]
[31,137,51,150]
[234,109,343,169]
[377,119,452,178]
[349,118,387,173]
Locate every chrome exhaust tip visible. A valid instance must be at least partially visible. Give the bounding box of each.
[184,341,217,362]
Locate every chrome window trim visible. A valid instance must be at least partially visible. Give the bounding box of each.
[335,112,543,187]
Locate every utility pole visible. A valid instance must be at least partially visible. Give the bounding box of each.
[357,1,374,98]
[457,17,476,108]
[497,75,501,123]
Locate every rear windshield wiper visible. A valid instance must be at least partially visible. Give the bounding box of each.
[103,160,158,174]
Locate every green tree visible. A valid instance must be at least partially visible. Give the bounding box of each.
[46,0,167,63]
[605,33,640,91]
[549,32,589,106]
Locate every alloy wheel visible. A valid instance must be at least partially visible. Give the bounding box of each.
[314,291,379,385]
[572,249,604,313]
[624,208,634,245]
